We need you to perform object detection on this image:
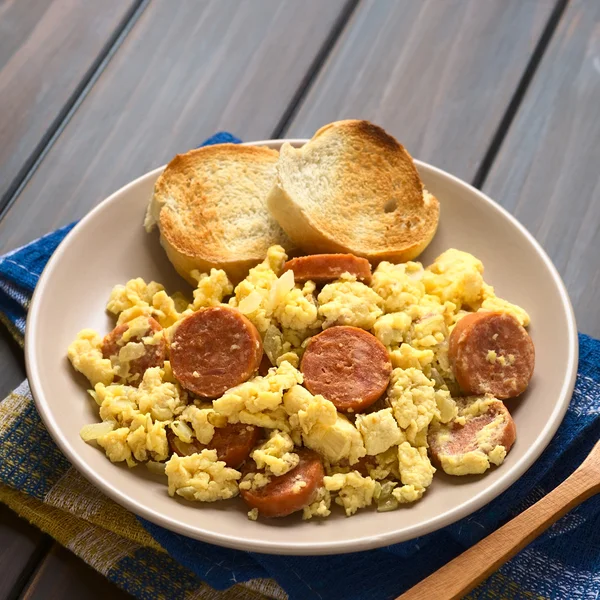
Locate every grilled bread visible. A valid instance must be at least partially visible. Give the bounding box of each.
[267,120,439,263]
[145,144,293,284]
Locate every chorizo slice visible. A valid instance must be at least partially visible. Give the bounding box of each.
[282,254,372,284]
[428,397,516,475]
[449,311,534,399]
[301,326,392,413]
[240,448,324,517]
[170,306,263,398]
[102,316,166,384]
[168,423,261,469]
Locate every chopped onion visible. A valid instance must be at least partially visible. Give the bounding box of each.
[375,481,399,512]
[238,291,263,314]
[263,325,284,366]
[80,421,115,441]
[267,269,295,310]
[118,342,146,362]
[87,389,101,406]
[171,420,193,443]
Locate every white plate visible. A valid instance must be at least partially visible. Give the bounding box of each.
[25,139,578,555]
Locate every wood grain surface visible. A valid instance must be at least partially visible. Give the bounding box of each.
[0,2,350,598]
[0,328,25,400]
[284,0,556,183]
[0,0,350,255]
[483,0,600,337]
[0,0,137,209]
[21,544,131,600]
[0,505,49,599]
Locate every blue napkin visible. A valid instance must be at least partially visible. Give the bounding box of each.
[1,133,600,600]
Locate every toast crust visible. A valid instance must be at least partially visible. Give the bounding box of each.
[267,120,439,263]
[146,144,292,283]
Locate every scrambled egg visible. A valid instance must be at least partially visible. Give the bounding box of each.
[283,385,366,465]
[324,472,378,516]
[70,244,530,519]
[95,413,169,467]
[251,430,299,476]
[373,312,412,347]
[68,330,114,386]
[190,268,233,309]
[239,471,272,492]
[79,362,188,468]
[317,276,384,329]
[429,396,511,475]
[371,261,425,312]
[106,278,165,315]
[423,249,484,307]
[165,449,241,502]
[396,442,435,499]
[178,404,226,445]
[274,281,320,331]
[229,245,287,333]
[136,365,187,421]
[107,272,231,329]
[479,284,530,326]
[229,247,323,345]
[387,367,456,446]
[212,361,302,430]
[302,487,332,519]
[368,446,402,481]
[355,409,402,455]
[389,344,434,371]
[92,363,186,424]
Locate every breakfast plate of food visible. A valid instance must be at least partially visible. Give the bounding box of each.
[25,120,577,554]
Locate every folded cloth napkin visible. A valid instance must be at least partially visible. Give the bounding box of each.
[1,134,600,600]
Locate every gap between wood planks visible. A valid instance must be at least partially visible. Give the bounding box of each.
[1,7,152,600]
[5,535,52,600]
[270,0,361,139]
[0,0,151,226]
[471,0,569,190]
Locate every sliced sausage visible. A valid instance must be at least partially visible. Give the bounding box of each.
[449,311,534,399]
[428,398,516,473]
[240,448,324,517]
[102,316,166,384]
[167,423,261,469]
[170,306,263,397]
[301,326,391,413]
[282,254,372,284]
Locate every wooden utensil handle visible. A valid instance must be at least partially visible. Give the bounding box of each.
[398,466,600,600]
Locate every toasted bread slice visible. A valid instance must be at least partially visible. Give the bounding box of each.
[267,120,439,262]
[145,144,293,284]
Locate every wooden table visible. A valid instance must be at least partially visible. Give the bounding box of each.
[1,0,598,597]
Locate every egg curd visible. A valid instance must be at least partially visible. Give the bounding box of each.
[68,246,529,518]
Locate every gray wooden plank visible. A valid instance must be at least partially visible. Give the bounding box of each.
[0,0,138,208]
[482,0,600,337]
[0,505,49,600]
[0,0,349,255]
[284,0,556,184]
[0,328,25,400]
[0,2,349,595]
[21,544,132,600]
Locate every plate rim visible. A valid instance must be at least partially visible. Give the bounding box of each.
[25,139,578,554]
